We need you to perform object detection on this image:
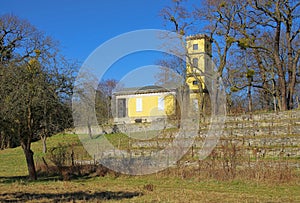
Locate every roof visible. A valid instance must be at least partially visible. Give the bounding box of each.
[113,85,177,96]
[186,34,212,41]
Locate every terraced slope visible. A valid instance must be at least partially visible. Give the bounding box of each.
[100,110,300,160]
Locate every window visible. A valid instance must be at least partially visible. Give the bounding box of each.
[193,80,198,85]
[192,58,198,68]
[136,98,142,112]
[193,99,199,110]
[158,97,164,110]
[206,58,210,70]
[193,43,198,50]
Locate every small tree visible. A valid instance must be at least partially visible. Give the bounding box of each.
[96,79,117,124]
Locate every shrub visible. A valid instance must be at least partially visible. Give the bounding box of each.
[48,143,69,169]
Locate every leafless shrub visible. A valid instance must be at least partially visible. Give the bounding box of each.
[143,184,154,192]
[241,160,294,183]
[219,139,244,179]
[162,138,296,184]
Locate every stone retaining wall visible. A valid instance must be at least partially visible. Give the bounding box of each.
[74,109,300,159]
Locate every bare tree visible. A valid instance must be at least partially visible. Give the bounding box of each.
[232,0,300,110]
[161,0,300,111]
[96,79,118,124]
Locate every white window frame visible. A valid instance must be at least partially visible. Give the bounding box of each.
[136,98,142,112]
[158,97,164,111]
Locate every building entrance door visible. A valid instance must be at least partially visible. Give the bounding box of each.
[117,98,126,118]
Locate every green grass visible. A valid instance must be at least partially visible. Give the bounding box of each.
[104,133,132,149]
[0,146,28,177]
[0,133,300,202]
[0,133,82,176]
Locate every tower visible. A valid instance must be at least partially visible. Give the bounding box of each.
[185,34,212,110]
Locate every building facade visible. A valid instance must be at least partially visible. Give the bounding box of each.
[112,34,212,124]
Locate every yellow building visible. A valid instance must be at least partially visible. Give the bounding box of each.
[113,86,177,123]
[185,34,212,111]
[113,34,211,124]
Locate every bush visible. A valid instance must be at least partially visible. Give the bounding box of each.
[48,143,69,169]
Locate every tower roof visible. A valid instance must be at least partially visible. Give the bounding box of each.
[186,34,212,41]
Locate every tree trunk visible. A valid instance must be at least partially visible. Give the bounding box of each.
[273,94,277,112]
[285,9,298,110]
[41,136,47,153]
[22,147,37,180]
[248,84,253,117]
[273,19,287,111]
[87,119,93,139]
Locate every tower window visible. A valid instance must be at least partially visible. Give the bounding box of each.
[192,58,198,68]
[193,44,198,50]
[193,99,199,110]
[193,80,198,85]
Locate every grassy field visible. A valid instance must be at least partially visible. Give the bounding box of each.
[0,133,300,202]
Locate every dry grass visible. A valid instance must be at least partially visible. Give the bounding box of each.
[0,174,299,202]
[0,133,300,202]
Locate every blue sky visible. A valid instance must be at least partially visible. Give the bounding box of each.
[1,0,174,84]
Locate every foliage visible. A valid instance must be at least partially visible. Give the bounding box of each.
[0,14,75,180]
[48,143,68,169]
[245,69,255,78]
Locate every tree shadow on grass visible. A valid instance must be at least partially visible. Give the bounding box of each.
[0,191,143,202]
[0,176,30,184]
[0,175,59,184]
[0,176,143,202]
[0,169,102,184]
